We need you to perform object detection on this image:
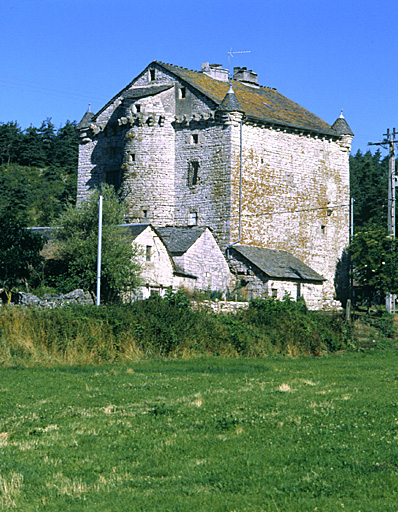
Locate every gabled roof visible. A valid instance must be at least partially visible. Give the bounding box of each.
[231,245,325,282]
[122,223,152,240]
[90,61,345,137]
[155,62,338,136]
[157,226,206,255]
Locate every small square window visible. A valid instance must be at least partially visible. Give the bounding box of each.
[146,246,151,261]
[188,212,198,226]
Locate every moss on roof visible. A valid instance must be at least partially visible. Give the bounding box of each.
[158,62,337,135]
[90,60,344,136]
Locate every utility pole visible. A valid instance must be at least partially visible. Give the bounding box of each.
[369,128,398,313]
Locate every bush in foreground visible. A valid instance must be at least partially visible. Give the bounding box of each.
[0,294,354,366]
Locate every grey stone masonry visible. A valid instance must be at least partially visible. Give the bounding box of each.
[77,60,353,309]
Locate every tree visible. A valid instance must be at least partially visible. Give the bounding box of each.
[0,213,44,303]
[348,225,398,305]
[48,184,141,303]
[350,149,389,231]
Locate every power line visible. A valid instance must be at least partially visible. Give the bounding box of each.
[369,128,398,313]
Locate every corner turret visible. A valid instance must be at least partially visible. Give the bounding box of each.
[332,110,354,136]
[77,104,95,130]
[219,85,244,113]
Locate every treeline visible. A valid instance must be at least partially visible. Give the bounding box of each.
[0,119,79,226]
[350,149,389,231]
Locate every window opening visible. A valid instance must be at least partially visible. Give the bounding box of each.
[129,153,135,163]
[136,104,141,113]
[188,212,198,226]
[192,133,199,144]
[106,170,122,191]
[179,87,186,99]
[143,210,148,218]
[188,161,200,187]
[150,69,156,81]
[146,246,151,261]
[271,288,278,298]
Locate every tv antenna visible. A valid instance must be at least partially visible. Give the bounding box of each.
[227,48,251,78]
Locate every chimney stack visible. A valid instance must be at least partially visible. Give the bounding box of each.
[233,67,258,87]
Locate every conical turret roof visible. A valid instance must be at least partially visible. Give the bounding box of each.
[331,111,354,136]
[78,104,95,129]
[219,84,244,113]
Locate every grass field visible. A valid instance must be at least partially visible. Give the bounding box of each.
[1,348,398,511]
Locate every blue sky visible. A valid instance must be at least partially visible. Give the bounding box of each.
[1,0,397,154]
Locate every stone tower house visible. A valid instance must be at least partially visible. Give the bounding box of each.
[77,61,353,308]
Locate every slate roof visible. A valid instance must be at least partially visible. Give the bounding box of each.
[219,85,244,113]
[90,61,351,137]
[231,245,325,282]
[122,223,151,240]
[331,114,354,136]
[157,226,206,255]
[78,109,95,129]
[156,62,339,136]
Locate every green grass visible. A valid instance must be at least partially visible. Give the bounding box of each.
[2,350,398,510]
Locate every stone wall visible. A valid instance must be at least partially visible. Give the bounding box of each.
[77,63,351,310]
[229,121,350,305]
[172,229,234,292]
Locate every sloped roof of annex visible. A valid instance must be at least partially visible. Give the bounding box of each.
[230,245,325,283]
[156,226,207,256]
[123,223,197,279]
[90,61,344,137]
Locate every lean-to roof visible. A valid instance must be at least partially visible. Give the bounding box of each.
[232,245,325,282]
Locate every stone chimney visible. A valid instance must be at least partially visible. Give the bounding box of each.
[233,67,258,87]
[201,62,229,82]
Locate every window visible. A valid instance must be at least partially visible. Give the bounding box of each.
[188,212,198,226]
[179,87,186,99]
[271,288,278,298]
[150,69,156,81]
[136,104,141,113]
[106,170,122,191]
[129,153,135,163]
[142,209,148,219]
[146,246,151,261]
[321,224,326,234]
[192,133,199,144]
[188,161,200,187]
